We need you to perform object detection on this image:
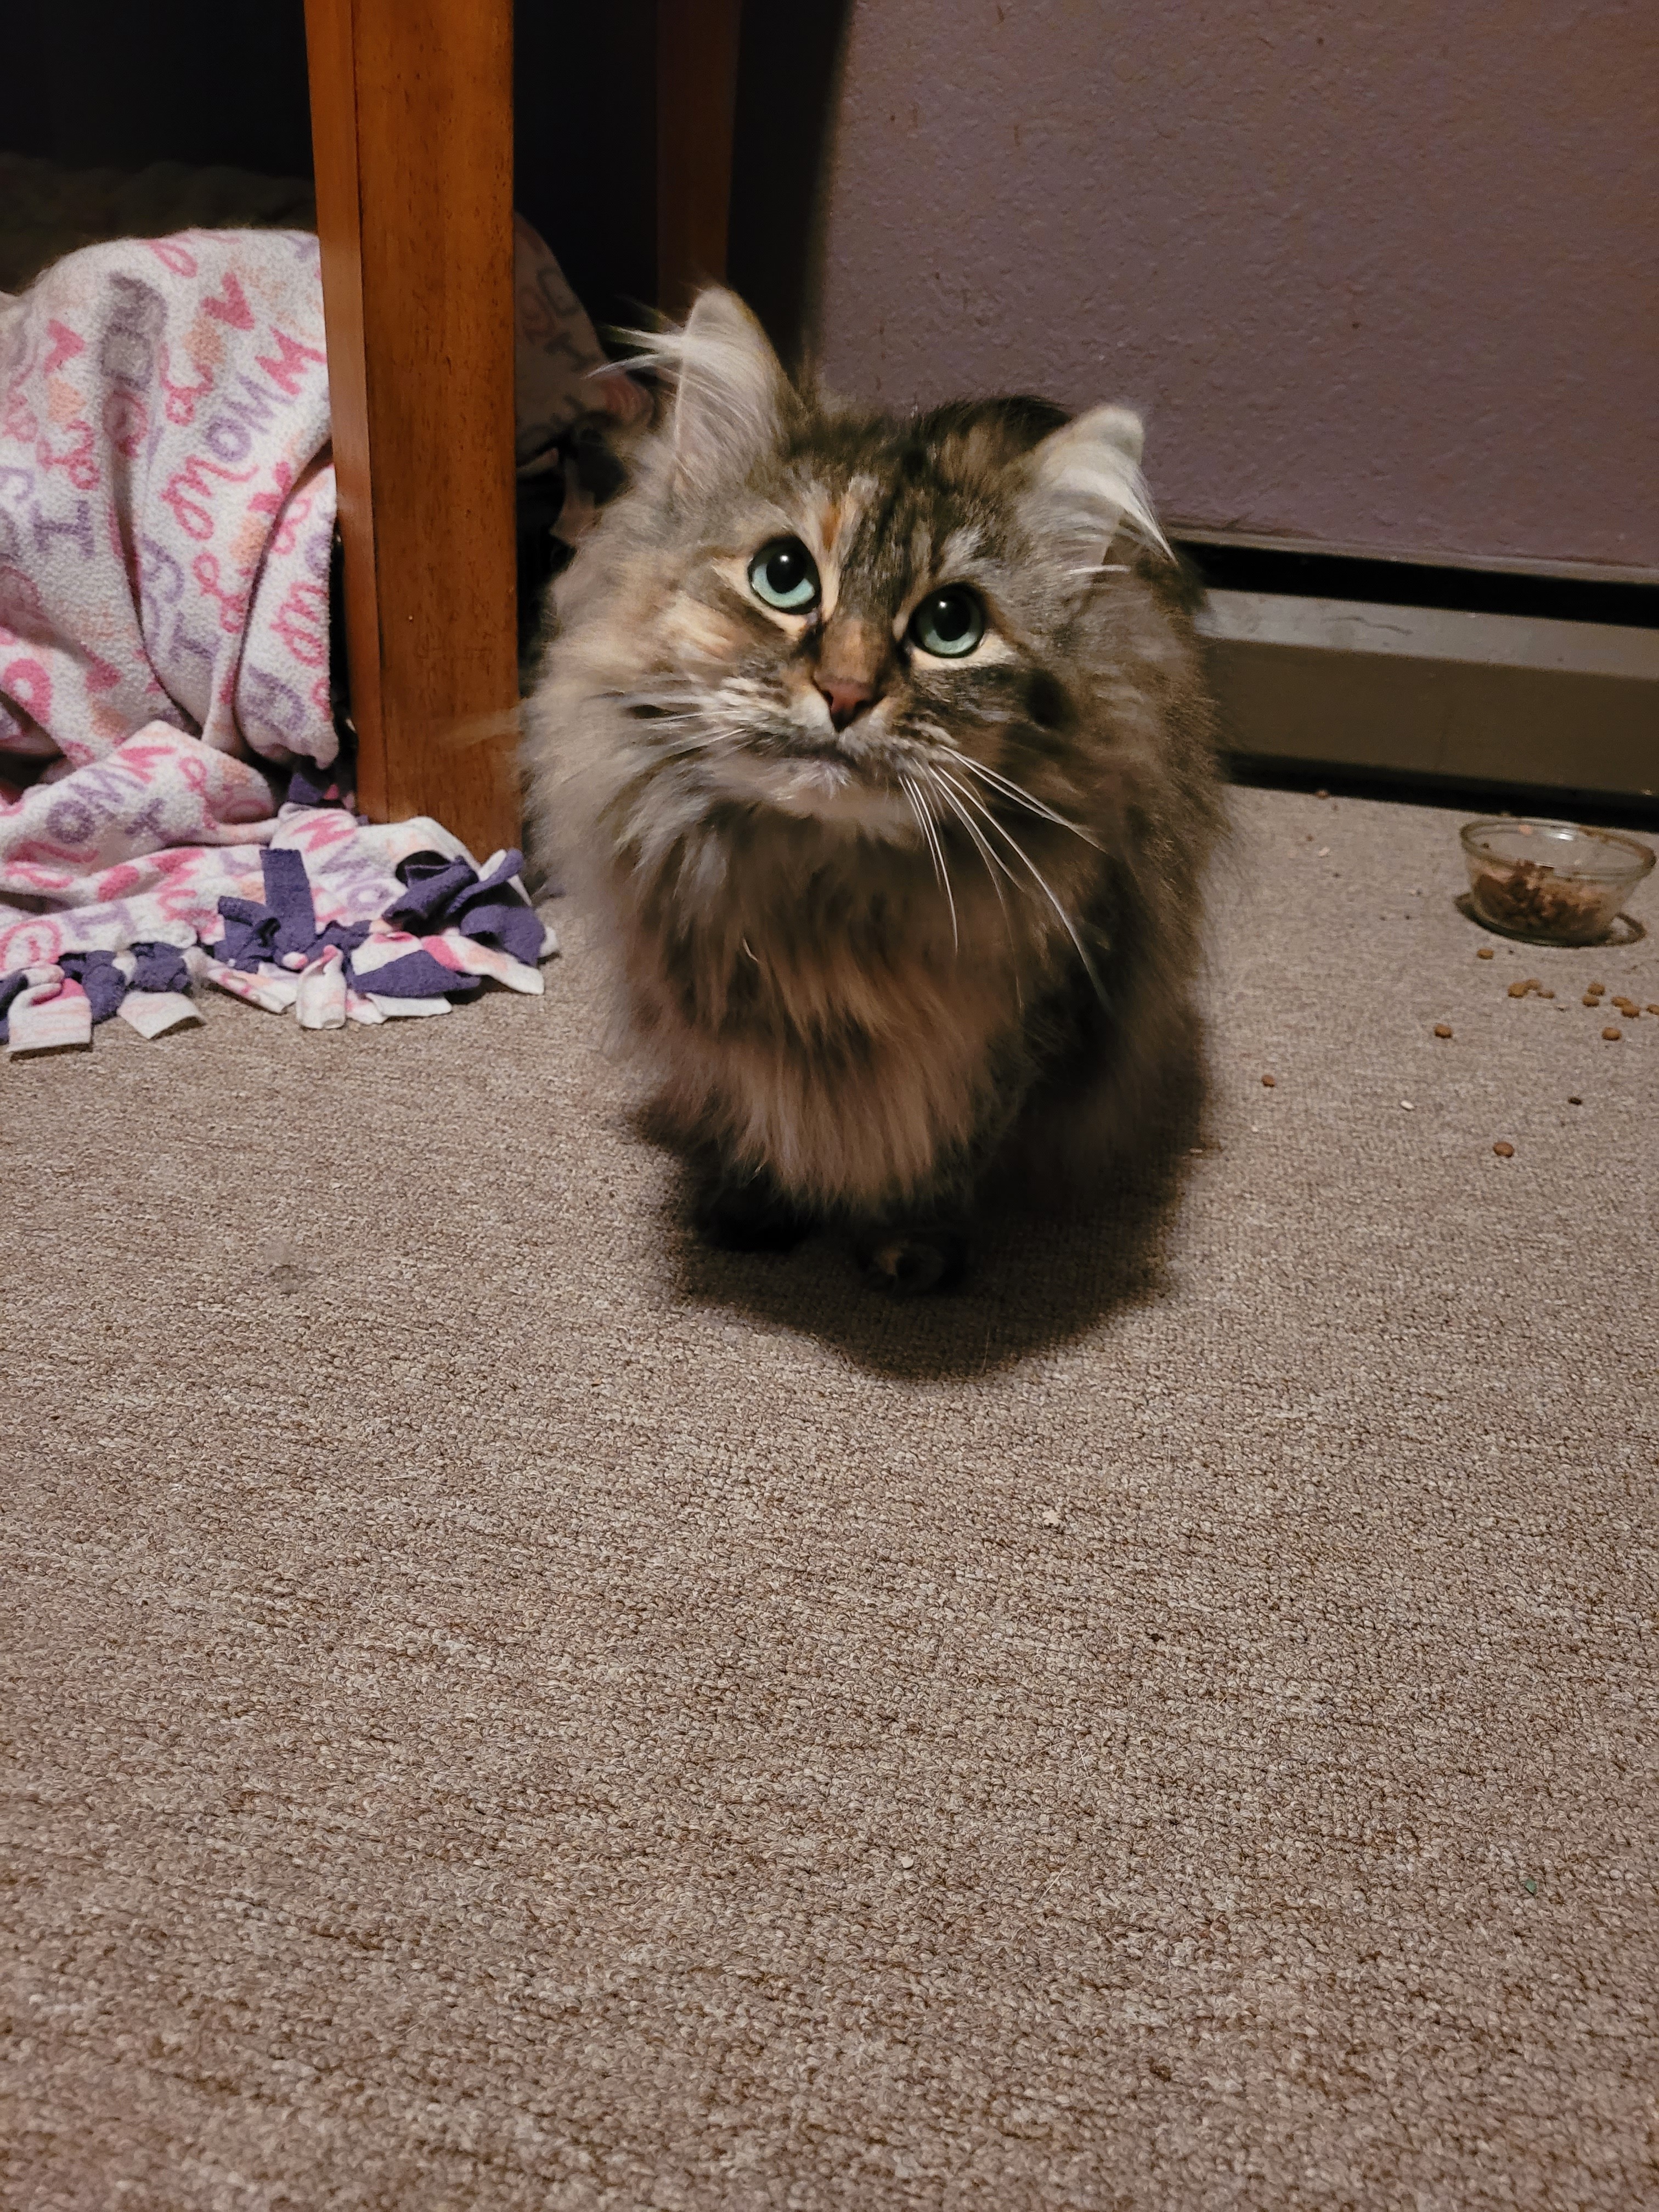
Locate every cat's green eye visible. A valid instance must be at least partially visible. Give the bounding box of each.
[909,586,986,659]
[748,538,821,613]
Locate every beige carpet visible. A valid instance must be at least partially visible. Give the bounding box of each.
[3,786,1656,2211]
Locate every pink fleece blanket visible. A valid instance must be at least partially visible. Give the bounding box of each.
[0,227,338,968]
[0,216,641,1041]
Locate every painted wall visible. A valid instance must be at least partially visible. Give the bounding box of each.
[801,0,1658,575]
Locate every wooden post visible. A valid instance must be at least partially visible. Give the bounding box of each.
[304,0,521,860]
[657,0,744,315]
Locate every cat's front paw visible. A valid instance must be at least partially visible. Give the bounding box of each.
[855,1226,969,1297]
[695,1171,816,1255]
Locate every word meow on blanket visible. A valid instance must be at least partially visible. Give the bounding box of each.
[1,222,600,1058]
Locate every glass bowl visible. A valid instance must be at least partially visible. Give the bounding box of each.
[1460,819,1655,945]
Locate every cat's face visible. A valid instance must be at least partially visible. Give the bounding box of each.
[608,293,1163,838]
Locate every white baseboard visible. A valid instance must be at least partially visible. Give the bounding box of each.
[1196,590,1659,802]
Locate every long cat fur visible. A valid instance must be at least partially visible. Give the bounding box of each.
[525,290,1222,1286]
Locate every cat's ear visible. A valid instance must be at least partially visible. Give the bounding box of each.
[1020,405,1167,575]
[664,288,789,495]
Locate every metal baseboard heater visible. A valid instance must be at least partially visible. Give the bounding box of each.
[1176,535,1659,813]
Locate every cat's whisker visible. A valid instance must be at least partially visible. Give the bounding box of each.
[928,775,1027,1006]
[652,725,730,754]
[639,711,758,761]
[922,768,1017,911]
[942,749,1104,850]
[911,716,1103,850]
[923,769,1029,980]
[902,778,941,913]
[933,771,1105,1002]
[945,749,1090,825]
[901,774,959,955]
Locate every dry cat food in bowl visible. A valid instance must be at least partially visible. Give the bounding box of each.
[1460,819,1655,945]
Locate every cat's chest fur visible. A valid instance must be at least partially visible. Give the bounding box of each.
[623,826,1044,1208]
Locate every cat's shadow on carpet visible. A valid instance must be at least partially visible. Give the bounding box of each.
[647,1059,1209,1381]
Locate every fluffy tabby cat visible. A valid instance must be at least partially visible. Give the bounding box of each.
[526,290,1221,1292]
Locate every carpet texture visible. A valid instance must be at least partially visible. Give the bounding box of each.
[3,786,1656,2211]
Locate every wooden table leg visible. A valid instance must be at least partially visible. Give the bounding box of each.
[657,0,744,315]
[305,0,521,861]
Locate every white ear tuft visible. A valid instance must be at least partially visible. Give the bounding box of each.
[1022,403,1167,576]
[620,288,788,496]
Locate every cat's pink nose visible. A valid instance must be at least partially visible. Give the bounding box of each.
[819,676,876,732]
